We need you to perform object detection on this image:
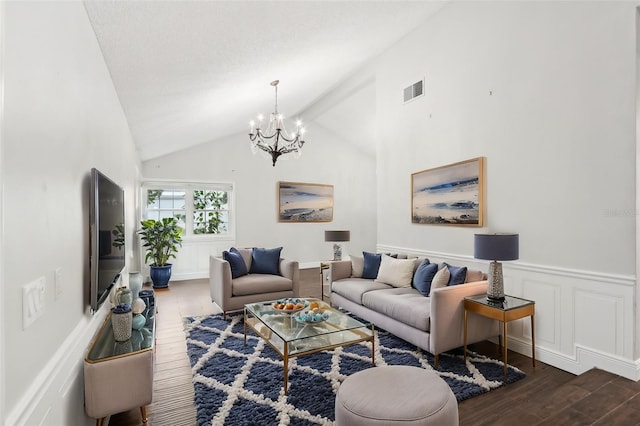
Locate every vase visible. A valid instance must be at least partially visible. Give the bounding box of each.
[150,264,172,289]
[111,304,132,342]
[129,271,143,298]
[115,287,132,306]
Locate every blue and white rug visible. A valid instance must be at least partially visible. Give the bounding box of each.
[184,313,525,425]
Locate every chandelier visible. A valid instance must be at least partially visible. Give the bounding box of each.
[249,80,306,167]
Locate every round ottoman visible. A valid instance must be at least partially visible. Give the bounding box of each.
[335,366,458,425]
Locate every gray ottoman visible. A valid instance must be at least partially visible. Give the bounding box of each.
[335,366,458,425]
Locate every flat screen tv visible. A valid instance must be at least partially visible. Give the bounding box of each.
[90,168,126,312]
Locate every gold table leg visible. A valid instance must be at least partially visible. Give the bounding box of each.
[243,308,247,346]
[283,342,289,395]
[531,314,536,368]
[502,320,508,380]
[371,325,375,365]
[463,309,468,363]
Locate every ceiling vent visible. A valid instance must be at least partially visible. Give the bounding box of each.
[403,79,424,103]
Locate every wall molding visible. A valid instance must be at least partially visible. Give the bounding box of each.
[6,306,108,425]
[377,244,635,286]
[378,244,638,381]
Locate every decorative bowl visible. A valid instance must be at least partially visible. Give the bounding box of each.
[294,309,330,324]
[272,298,309,314]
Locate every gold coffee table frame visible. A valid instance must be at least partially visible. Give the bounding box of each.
[244,298,375,394]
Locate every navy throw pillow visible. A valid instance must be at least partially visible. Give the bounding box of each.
[362,252,382,279]
[223,249,248,279]
[444,262,467,286]
[250,247,282,275]
[413,260,438,296]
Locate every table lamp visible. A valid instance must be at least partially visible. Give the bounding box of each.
[324,230,350,261]
[474,233,519,301]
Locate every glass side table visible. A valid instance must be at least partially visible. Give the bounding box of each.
[463,294,535,379]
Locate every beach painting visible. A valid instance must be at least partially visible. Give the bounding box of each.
[278,181,334,222]
[411,157,485,226]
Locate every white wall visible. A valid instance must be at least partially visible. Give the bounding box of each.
[142,80,377,265]
[2,2,141,424]
[373,1,638,379]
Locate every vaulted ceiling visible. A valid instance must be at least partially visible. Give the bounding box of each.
[84,1,446,161]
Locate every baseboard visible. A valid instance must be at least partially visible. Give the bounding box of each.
[508,338,640,381]
[171,271,208,281]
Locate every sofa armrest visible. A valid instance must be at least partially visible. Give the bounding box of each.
[329,260,352,282]
[210,256,233,310]
[280,258,300,297]
[429,280,498,355]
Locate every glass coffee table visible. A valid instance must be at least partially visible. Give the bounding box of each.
[244,298,375,394]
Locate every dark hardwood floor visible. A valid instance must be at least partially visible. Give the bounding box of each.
[109,278,640,426]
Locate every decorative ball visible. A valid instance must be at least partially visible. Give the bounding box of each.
[132,314,146,330]
[132,298,146,315]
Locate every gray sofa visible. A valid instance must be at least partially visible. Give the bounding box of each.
[210,248,300,318]
[329,255,499,366]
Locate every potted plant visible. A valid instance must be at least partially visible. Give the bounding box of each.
[138,217,183,289]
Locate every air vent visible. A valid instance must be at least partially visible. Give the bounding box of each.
[403,79,424,103]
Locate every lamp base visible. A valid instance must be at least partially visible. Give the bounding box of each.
[486,261,505,300]
[333,243,343,261]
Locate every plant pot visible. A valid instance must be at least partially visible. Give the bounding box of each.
[150,264,172,289]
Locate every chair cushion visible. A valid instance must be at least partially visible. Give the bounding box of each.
[465,269,485,283]
[443,262,467,286]
[250,247,282,275]
[375,255,416,288]
[231,274,293,296]
[430,266,450,293]
[362,252,382,279]
[223,249,248,279]
[350,255,364,278]
[362,288,431,332]
[413,261,438,296]
[331,279,392,304]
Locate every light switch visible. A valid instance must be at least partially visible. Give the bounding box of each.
[23,277,46,329]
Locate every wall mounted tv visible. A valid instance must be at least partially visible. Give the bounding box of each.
[90,168,125,312]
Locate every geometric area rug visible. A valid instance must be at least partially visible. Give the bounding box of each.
[184,313,525,425]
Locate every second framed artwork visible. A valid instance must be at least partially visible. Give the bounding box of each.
[411,157,485,226]
[278,181,334,222]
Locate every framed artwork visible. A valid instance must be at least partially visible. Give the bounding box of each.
[411,157,485,226]
[278,181,334,222]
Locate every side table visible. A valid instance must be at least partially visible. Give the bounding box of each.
[320,261,332,302]
[463,294,535,379]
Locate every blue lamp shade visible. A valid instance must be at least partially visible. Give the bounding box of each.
[474,234,519,261]
[324,230,350,242]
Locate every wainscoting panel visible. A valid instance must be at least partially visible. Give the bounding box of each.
[141,237,235,282]
[574,289,625,357]
[377,244,638,381]
[520,278,560,348]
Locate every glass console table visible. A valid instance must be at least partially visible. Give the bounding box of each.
[84,311,155,426]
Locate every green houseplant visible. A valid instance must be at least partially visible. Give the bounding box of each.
[138,217,183,289]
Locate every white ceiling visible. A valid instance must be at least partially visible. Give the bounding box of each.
[84,1,446,161]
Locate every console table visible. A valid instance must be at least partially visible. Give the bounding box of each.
[463,294,535,379]
[84,311,155,425]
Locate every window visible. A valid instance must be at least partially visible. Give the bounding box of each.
[193,189,229,234]
[142,182,234,238]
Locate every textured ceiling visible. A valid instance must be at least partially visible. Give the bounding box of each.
[84,1,446,161]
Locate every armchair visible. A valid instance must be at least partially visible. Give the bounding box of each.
[210,248,300,318]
